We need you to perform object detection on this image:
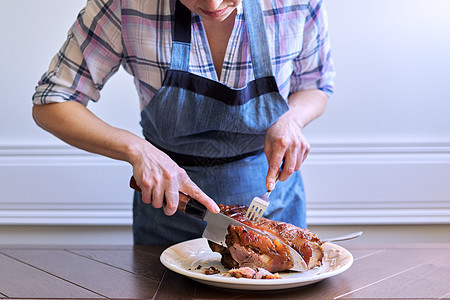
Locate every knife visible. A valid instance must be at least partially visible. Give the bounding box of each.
[129,176,307,271]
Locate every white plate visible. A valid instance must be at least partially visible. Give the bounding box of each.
[160,238,353,290]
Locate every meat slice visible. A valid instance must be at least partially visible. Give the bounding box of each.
[253,268,281,279]
[225,224,294,272]
[228,267,256,278]
[227,267,280,279]
[209,204,323,272]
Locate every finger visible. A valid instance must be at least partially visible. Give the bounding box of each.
[303,142,311,163]
[297,141,310,169]
[264,139,273,165]
[163,179,180,216]
[139,178,153,204]
[266,150,285,190]
[295,152,302,171]
[163,190,179,216]
[151,178,164,209]
[280,148,296,181]
[141,189,152,204]
[181,178,220,214]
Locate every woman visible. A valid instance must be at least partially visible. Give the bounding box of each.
[32,0,334,244]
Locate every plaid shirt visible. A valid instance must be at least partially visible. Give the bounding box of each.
[32,0,334,110]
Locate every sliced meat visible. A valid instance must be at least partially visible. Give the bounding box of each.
[227,267,280,279]
[209,204,323,272]
[228,267,256,278]
[225,224,294,272]
[254,267,281,279]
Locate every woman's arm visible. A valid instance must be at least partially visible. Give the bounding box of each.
[264,89,328,190]
[263,0,334,190]
[32,101,220,215]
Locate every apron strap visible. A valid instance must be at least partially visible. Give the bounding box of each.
[170,0,191,71]
[170,0,274,79]
[242,0,274,79]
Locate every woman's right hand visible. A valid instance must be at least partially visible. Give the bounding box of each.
[129,142,220,216]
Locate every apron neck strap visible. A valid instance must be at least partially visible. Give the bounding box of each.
[170,0,192,71]
[242,0,274,79]
[170,0,274,79]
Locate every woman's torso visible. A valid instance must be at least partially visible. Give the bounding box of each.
[120,0,311,110]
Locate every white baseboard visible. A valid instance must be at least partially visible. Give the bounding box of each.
[0,143,133,225]
[1,142,449,225]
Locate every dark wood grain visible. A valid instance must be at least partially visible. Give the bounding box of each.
[0,249,160,299]
[153,269,197,300]
[341,251,450,299]
[288,248,449,300]
[69,247,166,282]
[193,282,256,299]
[0,244,448,299]
[0,252,103,299]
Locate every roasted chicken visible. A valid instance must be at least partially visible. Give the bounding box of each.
[209,204,323,273]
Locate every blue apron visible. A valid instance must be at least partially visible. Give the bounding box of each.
[133,0,307,245]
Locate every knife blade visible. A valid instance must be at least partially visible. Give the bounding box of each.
[129,176,307,271]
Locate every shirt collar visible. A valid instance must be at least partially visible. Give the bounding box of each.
[236,2,243,15]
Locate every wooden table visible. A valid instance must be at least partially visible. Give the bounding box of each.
[0,243,449,299]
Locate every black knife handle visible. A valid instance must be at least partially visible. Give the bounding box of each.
[178,192,207,220]
[129,176,207,219]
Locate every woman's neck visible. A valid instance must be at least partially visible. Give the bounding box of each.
[202,9,237,80]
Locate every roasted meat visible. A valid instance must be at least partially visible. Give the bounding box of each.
[227,267,280,279]
[209,204,323,272]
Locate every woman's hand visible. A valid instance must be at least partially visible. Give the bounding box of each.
[264,111,310,190]
[130,142,220,216]
[264,89,328,190]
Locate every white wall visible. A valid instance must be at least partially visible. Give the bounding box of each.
[0,0,449,243]
[302,0,450,225]
[1,0,139,227]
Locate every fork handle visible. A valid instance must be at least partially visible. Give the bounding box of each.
[268,163,283,192]
[274,169,281,184]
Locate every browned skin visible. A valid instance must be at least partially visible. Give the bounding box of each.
[209,204,323,271]
[225,224,294,272]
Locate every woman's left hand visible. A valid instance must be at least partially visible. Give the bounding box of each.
[263,89,328,191]
[264,110,310,190]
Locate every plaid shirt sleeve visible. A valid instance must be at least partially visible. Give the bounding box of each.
[32,0,123,106]
[290,0,335,97]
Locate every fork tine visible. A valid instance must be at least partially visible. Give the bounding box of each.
[255,210,264,222]
[246,196,268,221]
[249,206,262,221]
[248,210,258,221]
[245,205,258,220]
[250,209,261,222]
[245,207,252,219]
[245,163,284,221]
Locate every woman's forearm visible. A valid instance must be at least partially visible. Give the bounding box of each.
[32,100,220,215]
[32,101,146,165]
[287,89,329,129]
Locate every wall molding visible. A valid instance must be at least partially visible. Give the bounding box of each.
[2,141,450,154]
[1,142,449,226]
